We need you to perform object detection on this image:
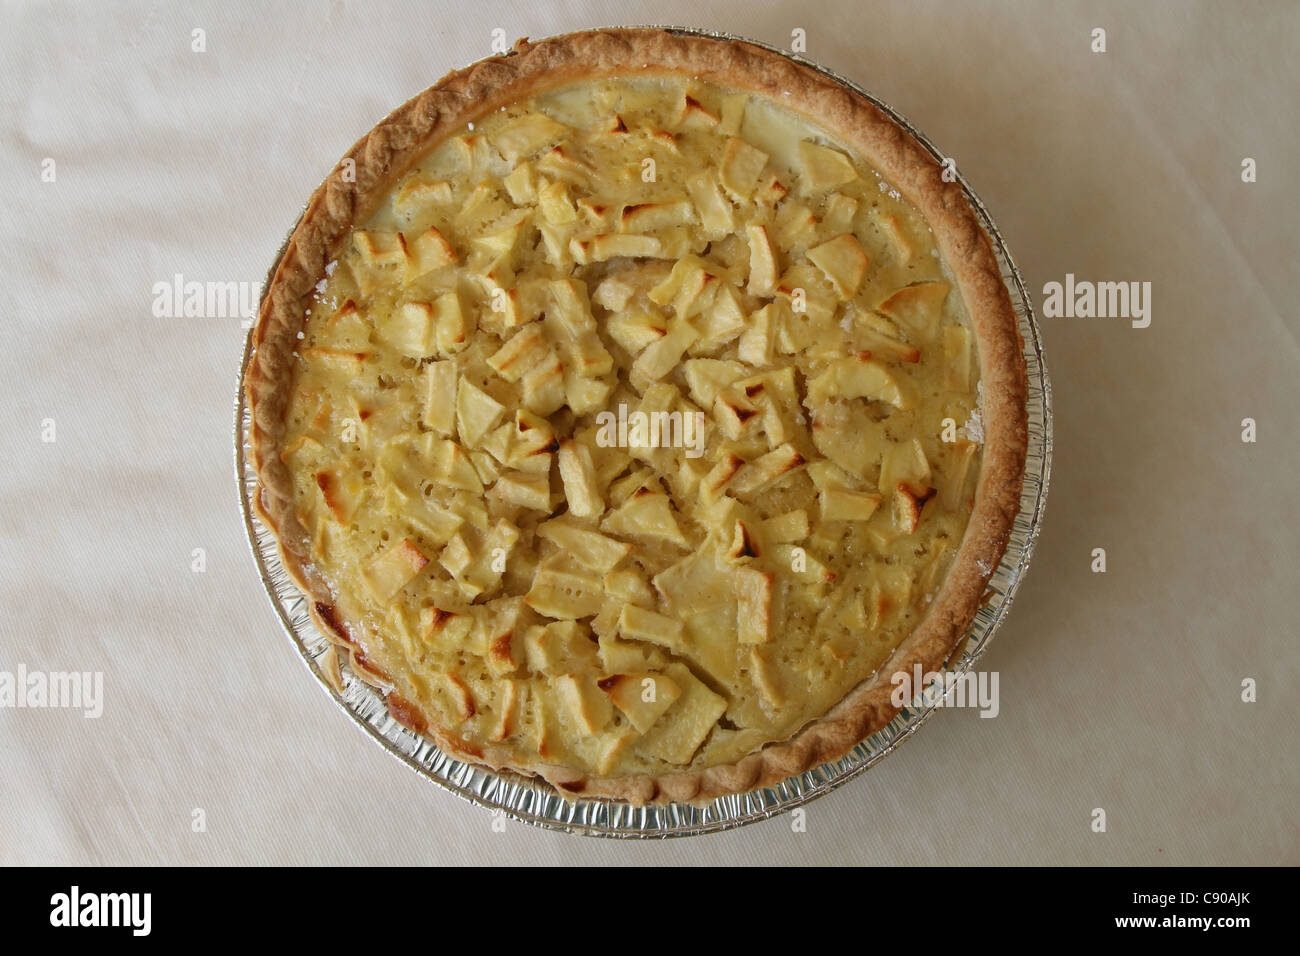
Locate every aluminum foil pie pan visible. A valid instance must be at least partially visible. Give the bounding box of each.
[233,26,1053,839]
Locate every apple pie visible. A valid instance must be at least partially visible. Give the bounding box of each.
[245,28,1028,805]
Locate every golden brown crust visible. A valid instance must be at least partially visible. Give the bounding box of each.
[245,27,1028,805]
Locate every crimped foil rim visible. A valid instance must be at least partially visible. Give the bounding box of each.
[233,25,1053,839]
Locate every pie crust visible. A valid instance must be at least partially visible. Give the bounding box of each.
[245,27,1028,805]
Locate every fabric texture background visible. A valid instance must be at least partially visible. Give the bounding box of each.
[1,0,1295,865]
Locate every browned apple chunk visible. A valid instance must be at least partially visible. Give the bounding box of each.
[598,671,682,733]
[362,538,429,603]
